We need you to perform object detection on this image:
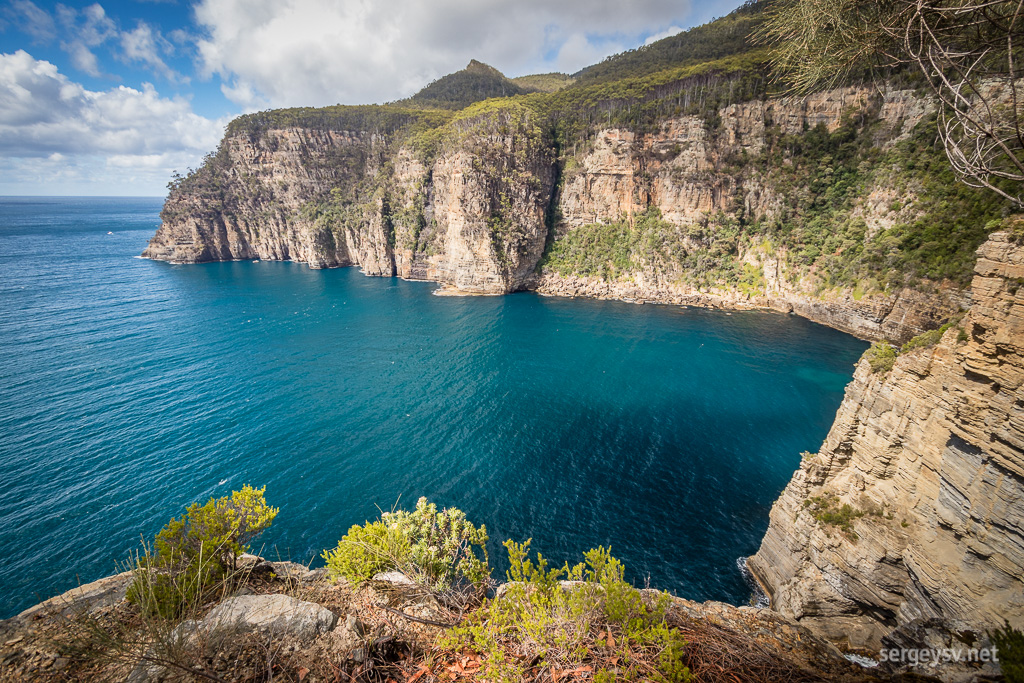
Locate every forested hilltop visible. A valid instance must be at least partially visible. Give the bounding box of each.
[145,0,1015,342]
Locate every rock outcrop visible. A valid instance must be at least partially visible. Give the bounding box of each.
[144,104,555,296]
[144,86,967,341]
[748,231,1024,652]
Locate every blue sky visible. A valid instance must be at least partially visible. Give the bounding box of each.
[1,0,744,196]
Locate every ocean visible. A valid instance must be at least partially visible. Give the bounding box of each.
[0,196,868,618]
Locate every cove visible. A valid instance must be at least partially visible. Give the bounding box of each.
[0,197,868,619]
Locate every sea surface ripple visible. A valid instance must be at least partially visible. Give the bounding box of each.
[0,197,868,618]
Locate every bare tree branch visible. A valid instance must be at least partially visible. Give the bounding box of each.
[759,0,1024,206]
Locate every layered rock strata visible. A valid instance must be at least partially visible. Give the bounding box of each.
[144,86,959,341]
[748,231,1024,651]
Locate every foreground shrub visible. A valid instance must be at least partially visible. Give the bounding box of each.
[991,621,1024,683]
[441,540,690,682]
[322,497,489,593]
[127,485,278,618]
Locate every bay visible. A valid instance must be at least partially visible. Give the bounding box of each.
[0,197,867,618]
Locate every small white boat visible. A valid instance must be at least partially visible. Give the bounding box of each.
[107,231,113,235]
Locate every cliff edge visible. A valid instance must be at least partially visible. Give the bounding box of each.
[748,230,1024,653]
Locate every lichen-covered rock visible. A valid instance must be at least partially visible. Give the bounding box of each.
[748,232,1024,655]
[197,594,338,642]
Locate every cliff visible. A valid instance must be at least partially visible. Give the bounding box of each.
[144,101,555,295]
[144,83,987,341]
[748,230,1024,653]
[0,554,897,682]
[533,85,967,341]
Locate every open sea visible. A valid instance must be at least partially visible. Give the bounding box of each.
[0,196,868,619]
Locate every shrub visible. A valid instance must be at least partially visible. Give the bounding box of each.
[127,485,278,618]
[900,314,964,354]
[322,497,490,593]
[805,494,865,539]
[441,540,690,683]
[864,342,898,373]
[322,520,410,584]
[991,621,1024,683]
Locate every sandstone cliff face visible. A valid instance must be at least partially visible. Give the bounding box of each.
[142,129,382,269]
[391,108,556,293]
[748,231,1024,650]
[145,85,967,340]
[538,86,963,341]
[144,107,554,295]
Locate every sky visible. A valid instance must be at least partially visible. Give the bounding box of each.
[0,0,744,196]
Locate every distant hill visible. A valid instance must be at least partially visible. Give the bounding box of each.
[406,60,526,109]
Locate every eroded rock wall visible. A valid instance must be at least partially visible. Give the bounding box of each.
[748,231,1024,649]
[537,86,962,341]
[145,86,962,339]
[144,107,555,295]
[142,129,380,269]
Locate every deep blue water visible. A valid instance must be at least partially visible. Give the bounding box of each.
[0,197,868,619]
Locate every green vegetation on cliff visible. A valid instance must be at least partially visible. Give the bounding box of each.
[322,496,490,591]
[573,0,767,85]
[542,207,754,292]
[443,541,690,683]
[127,485,278,618]
[541,107,1012,297]
[510,72,574,93]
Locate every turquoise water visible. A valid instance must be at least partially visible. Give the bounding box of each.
[0,197,867,619]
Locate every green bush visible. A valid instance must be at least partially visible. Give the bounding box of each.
[442,540,690,683]
[322,520,410,584]
[991,621,1024,683]
[322,497,490,592]
[805,494,865,539]
[901,314,964,353]
[127,485,278,618]
[864,342,898,373]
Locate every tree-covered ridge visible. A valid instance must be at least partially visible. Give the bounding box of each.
[510,72,575,93]
[224,104,452,139]
[572,0,769,85]
[405,59,527,110]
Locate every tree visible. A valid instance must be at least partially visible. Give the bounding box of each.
[758,0,1024,207]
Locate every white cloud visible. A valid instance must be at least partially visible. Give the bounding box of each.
[54,3,116,78]
[120,22,186,83]
[4,0,56,43]
[0,50,226,194]
[192,0,701,108]
[551,34,630,75]
[63,40,103,76]
[644,25,684,46]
